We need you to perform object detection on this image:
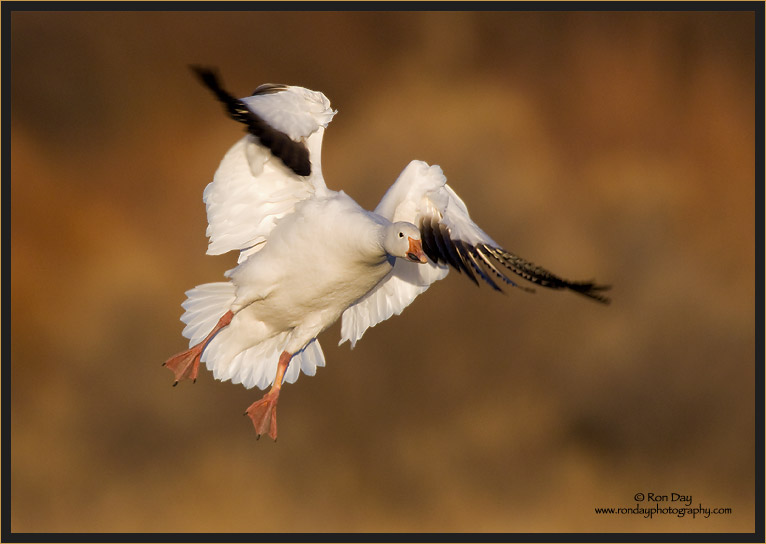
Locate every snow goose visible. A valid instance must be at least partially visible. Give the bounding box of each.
[164,67,610,441]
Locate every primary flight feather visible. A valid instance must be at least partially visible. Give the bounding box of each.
[164,67,610,440]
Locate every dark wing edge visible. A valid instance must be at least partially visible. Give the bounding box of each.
[252,83,290,95]
[419,215,611,304]
[190,66,311,177]
[489,246,612,304]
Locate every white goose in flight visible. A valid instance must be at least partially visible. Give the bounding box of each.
[164,67,610,441]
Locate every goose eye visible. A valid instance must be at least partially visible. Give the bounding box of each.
[398,232,404,238]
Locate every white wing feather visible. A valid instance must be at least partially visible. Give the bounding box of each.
[340,159,495,347]
[242,86,335,141]
[203,86,336,263]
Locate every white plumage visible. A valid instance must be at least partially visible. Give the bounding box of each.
[165,68,609,440]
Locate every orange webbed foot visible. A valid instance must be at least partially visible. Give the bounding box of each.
[245,390,280,441]
[163,345,203,385]
[163,310,233,386]
[244,351,292,441]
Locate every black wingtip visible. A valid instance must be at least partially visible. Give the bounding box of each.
[190,64,215,82]
[485,246,612,303]
[566,281,612,304]
[190,65,225,98]
[189,66,312,178]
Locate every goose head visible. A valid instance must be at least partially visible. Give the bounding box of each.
[383,222,428,264]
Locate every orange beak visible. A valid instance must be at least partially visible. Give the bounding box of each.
[406,237,428,264]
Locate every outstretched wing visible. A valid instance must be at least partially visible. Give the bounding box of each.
[340,160,610,347]
[192,67,337,262]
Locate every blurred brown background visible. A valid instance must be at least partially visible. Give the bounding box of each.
[10,9,755,533]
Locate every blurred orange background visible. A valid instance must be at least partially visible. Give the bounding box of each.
[9,9,756,533]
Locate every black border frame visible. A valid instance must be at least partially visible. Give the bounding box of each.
[2,2,762,543]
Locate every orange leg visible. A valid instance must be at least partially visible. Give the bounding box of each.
[163,310,233,385]
[244,351,292,441]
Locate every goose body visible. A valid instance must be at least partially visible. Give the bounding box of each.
[197,190,423,390]
[165,68,610,440]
